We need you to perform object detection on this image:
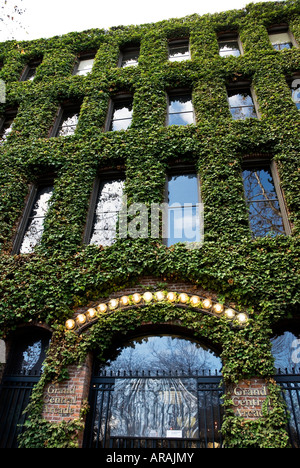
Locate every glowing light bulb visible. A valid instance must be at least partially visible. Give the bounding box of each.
[132,293,141,303]
[203,298,212,309]
[143,292,153,302]
[224,308,235,319]
[109,299,119,310]
[76,314,87,325]
[237,313,248,324]
[97,303,107,313]
[66,319,76,330]
[120,296,130,306]
[155,291,165,301]
[213,303,224,314]
[87,308,97,319]
[178,293,189,303]
[167,292,176,302]
[190,295,201,306]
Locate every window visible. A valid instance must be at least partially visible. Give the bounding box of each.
[168,39,190,62]
[14,183,54,254]
[268,25,296,50]
[20,59,42,81]
[52,103,81,137]
[119,45,140,67]
[218,32,242,57]
[227,86,257,120]
[107,94,133,131]
[86,175,125,247]
[166,172,202,246]
[242,162,290,237]
[290,75,300,110]
[0,109,17,144]
[74,53,95,76]
[167,90,194,126]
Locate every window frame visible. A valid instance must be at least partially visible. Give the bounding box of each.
[73,51,96,76]
[163,165,202,246]
[105,93,134,132]
[11,175,55,255]
[0,108,18,144]
[217,31,243,57]
[50,101,81,137]
[227,81,260,120]
[20,58,42,82]
[166,88,195,126]
[83,169,125,246]
[118,44,140,68]
[168,38,191,62]
[268,24,298,50]
[241,158,291,237]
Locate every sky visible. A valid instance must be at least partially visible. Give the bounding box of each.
[1,0,279,42]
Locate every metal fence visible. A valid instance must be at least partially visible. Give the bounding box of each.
[83,370,224,449]
[275,369,300,448]
[0,371,40,448]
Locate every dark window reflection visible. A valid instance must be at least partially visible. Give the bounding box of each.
[5,330,51,375]
[242,166,285,237]
[219,41,241,57]
[120,48,140,67]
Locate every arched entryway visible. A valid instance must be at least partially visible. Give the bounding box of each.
[0,327,51,448]
[83,333,223,448]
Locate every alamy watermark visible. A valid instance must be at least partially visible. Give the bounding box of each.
[116,197,204,250]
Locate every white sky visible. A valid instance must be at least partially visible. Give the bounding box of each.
[1,0,279,42]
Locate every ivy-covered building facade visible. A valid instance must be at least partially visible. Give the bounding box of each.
[0,0,299,449]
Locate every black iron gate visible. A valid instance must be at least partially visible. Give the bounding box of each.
[83,371,224,449]
[0,371,40,448]
[275,371,300,448]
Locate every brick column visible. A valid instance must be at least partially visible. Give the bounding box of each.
[229,378,269,419]
[42,354,92,447]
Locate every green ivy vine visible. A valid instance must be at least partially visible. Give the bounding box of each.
[0,0,299,448]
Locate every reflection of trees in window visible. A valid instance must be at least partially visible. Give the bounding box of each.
[120,47,140,67]
[242,166,285,237]
[271,331,300,373]
[103,335,221,375]
[0,111,17,144]
[19,185,54,254]
[56,109,79,136]
[5,331,51,375]
[97,336,222,441]
[228,89,257,120]
[168,40,190,62]
[89,179,124,247]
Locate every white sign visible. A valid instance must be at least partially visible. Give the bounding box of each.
[166,430,183,438]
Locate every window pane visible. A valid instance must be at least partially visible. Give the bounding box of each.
[291,82,300,109]
[168,94,194,126]
[121,49,139,67]
[243,167,285,237]
[57,110,79,136]
[110,100,133,131]
[20,186,54,254]
[0,119,14,143]
[167,174,200,246]
[90,179,124,246]
[271,331,300,373]
[168,174,199,205]
[169,43,190,61]
[76,58,94,75]
[219,41,241,57]
[228,90,257,120]
[5,332,50,375]
[269,32,293,49]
